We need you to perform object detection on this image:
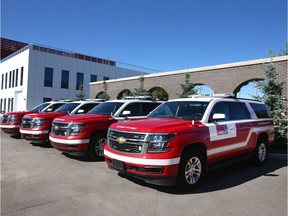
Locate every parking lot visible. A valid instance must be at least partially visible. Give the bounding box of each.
[1,131,287,216]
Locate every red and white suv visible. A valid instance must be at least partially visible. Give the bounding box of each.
[20,101,100,142]
[0,101,66,136]
[49,98,162,160]
[104,95,275,190]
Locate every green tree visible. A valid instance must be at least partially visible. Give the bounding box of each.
[97,80,110,100]
[177,73,198,98]
[254,63,287,145]
[267,42,288,57]
[151,88,169,101]
[134,75,150,96]
[75,84,86,100]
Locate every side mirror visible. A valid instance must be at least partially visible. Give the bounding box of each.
[46,108,53,112]
[121,110,131,116]
[212,113,226,121]
[77,109,84,114]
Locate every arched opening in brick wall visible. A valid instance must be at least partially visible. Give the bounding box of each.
[117,89,133,99]
[148,87,169,101]
[234,79,264,99]
[194,84,214,95]
[95,91,104,99]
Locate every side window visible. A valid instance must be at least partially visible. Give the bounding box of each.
[209,102,229,122]
[50,103,65,111]
[141,103,161,116]
[227,102,251,120]
[78,103,98,113]
[249,103,271,118]
[123,103,142,116]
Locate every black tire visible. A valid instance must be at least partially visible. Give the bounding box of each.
[252,137,268,165]
[176,148,206,191]
[88,133,107,161]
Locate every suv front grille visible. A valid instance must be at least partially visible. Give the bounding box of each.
[1,115,8,123]
[51,122,69,136]
[21,118,33,128]
[108,129,148,154]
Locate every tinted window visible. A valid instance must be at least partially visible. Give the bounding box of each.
[227,102,251,120]
[123,103,142,116]
[249,103,271,118]
[88,102,124,115]
[77,103,99,113]
[47,103,66,112]
[149,101,208,120]
[55,103,80,113]
[209,102,229,122]
[76,72,84,90]
[142,103,161,116]
[32,103,50,111]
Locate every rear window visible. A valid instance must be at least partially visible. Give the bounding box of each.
[249,103,271,118]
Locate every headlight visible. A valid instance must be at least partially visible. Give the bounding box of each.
[8,115,20,123]
[66,123,85,136]
[147,133,176,153]
[31,118,45,127]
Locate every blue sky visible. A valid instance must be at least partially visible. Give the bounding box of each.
[1,0,287,97]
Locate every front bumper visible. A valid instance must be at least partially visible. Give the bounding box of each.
[49,136,89,153]
[0,124,20,135]
[104,148,180,186]
[20,128,49,140]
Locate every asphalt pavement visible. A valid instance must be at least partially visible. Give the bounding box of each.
[1,132,287,216]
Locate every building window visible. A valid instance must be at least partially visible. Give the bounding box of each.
[4,98,6,112]
[9,71,12,88]
[5,73,7,89]
[20,67,24,86]
[1,74,3,90]
[44,67,53,87]
[0,99,2,112]
[15,69,18,87]
[76,72,84,90]
[103,76,109,81]
[12,70,15,88]
[11,98,14,111]
[90,75,97,82]
[43,97,52,102]
[61,70,69,89]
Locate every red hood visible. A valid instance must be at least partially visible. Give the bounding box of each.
[53,114,112,123]
[4,110,38,116]
[23,112,67,119]
[110,118,204,133]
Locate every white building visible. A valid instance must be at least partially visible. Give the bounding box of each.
[0,39,145,112]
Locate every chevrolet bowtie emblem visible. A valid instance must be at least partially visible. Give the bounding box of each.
[117,137,126,144]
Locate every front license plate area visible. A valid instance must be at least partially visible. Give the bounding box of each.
[112,159,125,171]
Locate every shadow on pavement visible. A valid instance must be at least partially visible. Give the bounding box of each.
[118,156,287,194]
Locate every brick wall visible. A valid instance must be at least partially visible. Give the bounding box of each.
[90,56,287,100]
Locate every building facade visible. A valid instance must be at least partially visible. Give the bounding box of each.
[0,39,145,112]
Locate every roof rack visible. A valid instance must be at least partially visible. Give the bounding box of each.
[188,93,235,98]
[123,95,155,100]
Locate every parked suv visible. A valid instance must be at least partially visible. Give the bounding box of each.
[20,101,101,142]
[0,101,66,136]
[49,98,162,160]
[104,94,275,190]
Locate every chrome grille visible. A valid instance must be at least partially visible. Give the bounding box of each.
[21,118,33,128]
[51,122,69,136]
[1,115,8,123]
[108,129,148,154]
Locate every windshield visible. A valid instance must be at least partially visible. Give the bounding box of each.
[88,102,124,115]
[148,101,209,120]
[31,102,50,111]
[55,103,80,113]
